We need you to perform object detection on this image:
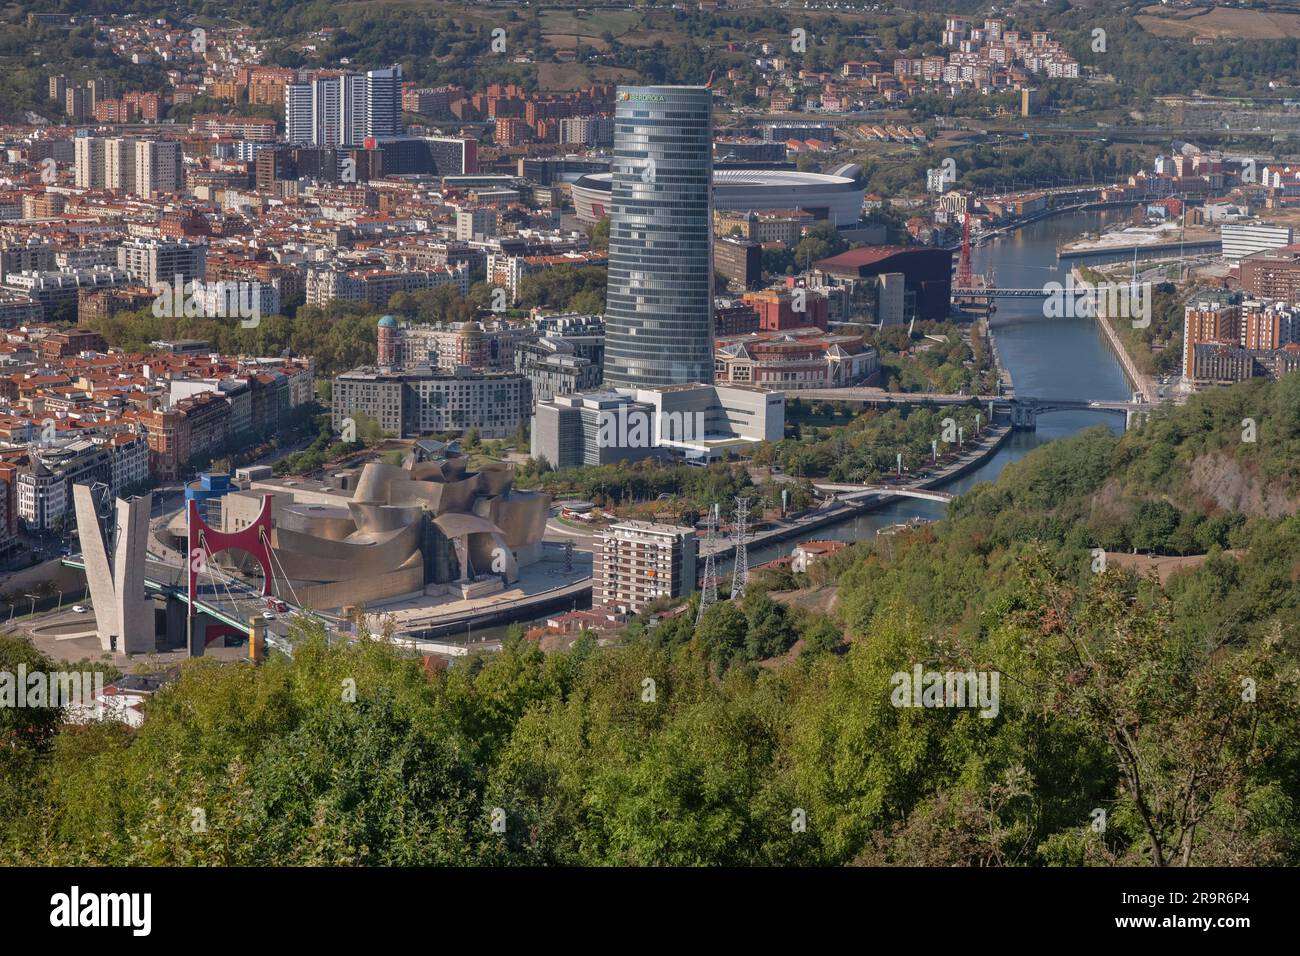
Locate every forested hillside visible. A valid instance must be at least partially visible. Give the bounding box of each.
[3,376,1298,866]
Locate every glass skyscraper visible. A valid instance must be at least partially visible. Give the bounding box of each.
[603,85,714,389]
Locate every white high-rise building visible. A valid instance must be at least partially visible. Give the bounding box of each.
[364,66,402,139]
[284,66,403,147]
[104,138,137,194]
[284,83,314,145]
[311,76,343,147]
[341,73,368,146]
[133,140,182,197]
[74,135,104,189]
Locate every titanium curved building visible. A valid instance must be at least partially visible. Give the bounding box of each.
[604,85,714,390]
[159,446,550,609]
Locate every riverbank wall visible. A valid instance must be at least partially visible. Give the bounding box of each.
[707,422,1014,563]
[1070,266,1154,401]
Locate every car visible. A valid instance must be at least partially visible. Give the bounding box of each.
[72,605,88,614]
[262,610,275,619]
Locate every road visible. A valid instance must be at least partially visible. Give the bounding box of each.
[797,387,1003,405]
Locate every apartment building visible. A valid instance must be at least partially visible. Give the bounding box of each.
[377,319,534,372]
[3,268,131,322]
[133,139,183,196]
[1239,246,1300,301]
[101,431,149,496]
[305,263,468,307]
[332,366,531,439]
[1182,298,1242,379]
[0,463,17,557]
[1241,300,1300,351]
[456,207,497,241]
[73,135,105,189]
[283,66,403,146]
[117,238,207,287]
[18,439,114,531]
[594,521,697,614]
[714,208,816,245]
[558,116,613,147]
[1189,341,1300,386]
[514,338,602,405]
[134,391,234,481]
[190,115,278,142]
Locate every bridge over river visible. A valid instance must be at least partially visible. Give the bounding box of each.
[793,389,1152,430]
[59,554,328,657]
[811,483,955,503]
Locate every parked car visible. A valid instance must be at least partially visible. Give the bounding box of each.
[262,610,275,619]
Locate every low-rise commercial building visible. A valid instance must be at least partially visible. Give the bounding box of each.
[531,383,784,468]
[1221,223,1294,266]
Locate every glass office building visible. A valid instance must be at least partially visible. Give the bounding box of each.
[604,85,714,389]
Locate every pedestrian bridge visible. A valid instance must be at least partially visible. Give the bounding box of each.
[951,287,1047,298]
[813,483,955,504]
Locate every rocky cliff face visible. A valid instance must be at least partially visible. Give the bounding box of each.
[1184,451,1297,519]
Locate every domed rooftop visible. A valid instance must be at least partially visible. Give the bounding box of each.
[377,315,397,328]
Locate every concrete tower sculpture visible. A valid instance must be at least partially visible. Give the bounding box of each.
[73,484,153,654]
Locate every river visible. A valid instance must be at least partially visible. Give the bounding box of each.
[734,206,1136,567]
